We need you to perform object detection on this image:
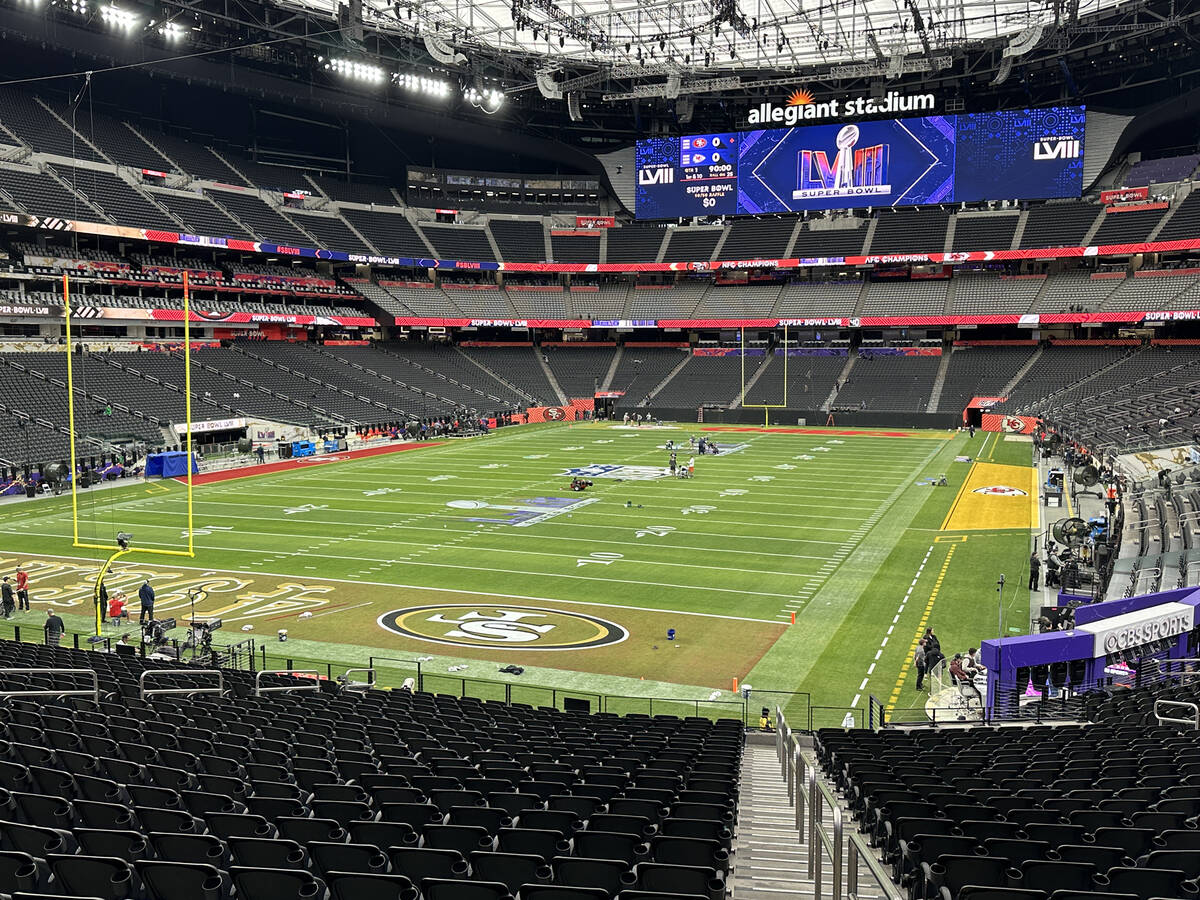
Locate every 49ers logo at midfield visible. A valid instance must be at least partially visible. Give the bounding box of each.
[378,605,628,651]
[544,407,567,421]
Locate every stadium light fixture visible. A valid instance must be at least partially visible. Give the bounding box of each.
[99,4,138,29]
[394,71,452,98]
[464,85,505,114]
[158,21,186,40]
[323,57,386,83]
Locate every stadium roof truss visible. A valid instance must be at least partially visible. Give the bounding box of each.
[297,0,1129,78]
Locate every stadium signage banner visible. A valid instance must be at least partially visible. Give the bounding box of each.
[1101,186,1149,204]
[1079,603,1195,656]
[26,210,1200,280]
[576,216,615,228]
[172,417,247,434]
[746,89,936,125]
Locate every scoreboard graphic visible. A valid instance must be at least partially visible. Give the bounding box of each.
[634,106,1085,219]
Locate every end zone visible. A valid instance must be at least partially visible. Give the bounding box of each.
[942,461,1039,531]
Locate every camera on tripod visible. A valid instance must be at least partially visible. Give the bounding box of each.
[142,617,176,648]
[186,618,223,653]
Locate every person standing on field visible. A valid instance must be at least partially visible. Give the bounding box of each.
[15,565,29,611]
[914,640,928,691]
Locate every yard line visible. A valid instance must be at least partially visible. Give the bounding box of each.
[134,496,866,534]
[56,511,842,563]
[0,528,806,602]
[51,498,852,547]
[61,518,827,579]
[256,482,893,509]
[305,601,373,619]
[183,495,873,526]
[22,550,787,625]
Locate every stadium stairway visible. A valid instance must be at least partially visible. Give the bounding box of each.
[733,743,886,900]
[600,345,624,391]
[451,346,537,405]
[924,349,954,413]
[1000,345,1045,397]
[536,349,569,404]
[822,354,857,412]
[645,352,695,407]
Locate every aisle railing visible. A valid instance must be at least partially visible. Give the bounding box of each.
[775,705,903,900]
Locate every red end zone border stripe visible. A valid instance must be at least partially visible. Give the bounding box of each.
[174,441,444,485]
[703,426,945,438]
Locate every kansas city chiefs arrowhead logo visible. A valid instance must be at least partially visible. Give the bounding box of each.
[972,486,1028,497]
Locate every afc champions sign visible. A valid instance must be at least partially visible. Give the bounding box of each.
[378,604,629,651]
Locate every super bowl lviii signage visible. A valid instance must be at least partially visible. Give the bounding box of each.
[633,99,1085,218]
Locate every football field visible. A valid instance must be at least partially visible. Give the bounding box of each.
[0,422,1038,725]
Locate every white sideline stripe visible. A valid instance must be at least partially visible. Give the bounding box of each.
[17,551,787,625]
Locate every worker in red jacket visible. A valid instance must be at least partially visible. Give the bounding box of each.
[14,565,29,611]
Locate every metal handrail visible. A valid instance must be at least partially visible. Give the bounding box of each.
[0,668,98,702]
[255,669,322,696]
[341,667,376,690]
[139,669,224,700]
[776,705,903,900]
[807,756,843,900]
[846,827,905,900]
[1154,658,1200,684]
[1154,699,1199,729]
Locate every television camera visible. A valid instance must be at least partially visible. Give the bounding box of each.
[185,617,223,655]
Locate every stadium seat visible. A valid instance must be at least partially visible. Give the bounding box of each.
[632,864,723,900]
[498,829,571,861]
[470,851,552,892]
[227,837,309,871]
[422,878,512,900]
[307,841,389,877]
[229,866,327,900]
[387,846,469,883]
[574,832,649,867]
[0,850,42,894]
[552,857,633,896]
[135,860,229,900]
[1095,867,1196,900]
[519,887,611,900]
[324,871,419,900]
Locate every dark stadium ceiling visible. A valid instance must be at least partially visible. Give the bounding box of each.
[3,0,1200,150]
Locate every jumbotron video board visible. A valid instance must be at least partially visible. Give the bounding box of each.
[634,106,1085,219]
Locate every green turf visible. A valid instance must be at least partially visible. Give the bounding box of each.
[0,422,1037,723]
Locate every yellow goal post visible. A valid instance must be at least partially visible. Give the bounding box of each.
[62,271,196,633]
